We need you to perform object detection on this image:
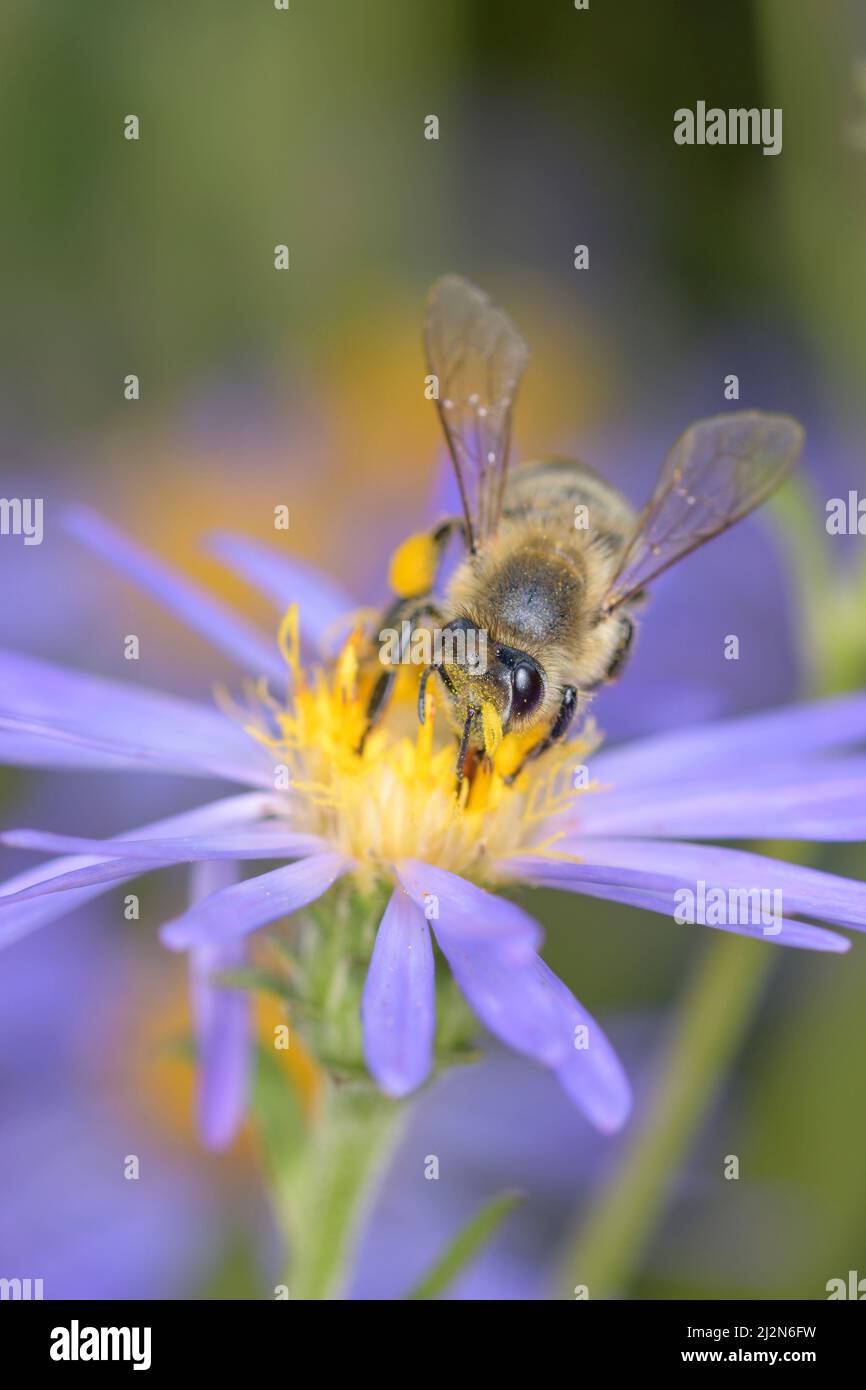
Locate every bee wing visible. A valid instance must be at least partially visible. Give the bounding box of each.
[603,411,803,612]
[425,275,529,551]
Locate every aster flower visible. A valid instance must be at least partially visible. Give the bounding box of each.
[2,507,866,1153]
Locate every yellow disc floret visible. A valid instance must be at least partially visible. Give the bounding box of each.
[244,605,602,896]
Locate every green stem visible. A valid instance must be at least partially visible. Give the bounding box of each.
[562,935,771,1299]
[280,1080,405,1300]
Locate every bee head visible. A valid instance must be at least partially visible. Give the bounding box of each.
[418,617,547,771]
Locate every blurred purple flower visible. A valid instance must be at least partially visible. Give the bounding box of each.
[0,909,222,1298]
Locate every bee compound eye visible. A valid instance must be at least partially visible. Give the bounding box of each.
[511,661,544,717]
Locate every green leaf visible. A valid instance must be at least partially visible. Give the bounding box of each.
[404,1190,524,1300]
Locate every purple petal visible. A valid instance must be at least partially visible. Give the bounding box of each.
[501,855,851,953]
[0,731,151,769]
[0,793,275,947]
[2,826,325,862]
[0,855,178,905]
[546,837,866,932]
[361,888,435,1098]
[591,690,866,792]
[207,532,354,652]
[0,647,270,784]
[160,852,351,950]
[535,959,632,1132]
[410,878,633,1132]
[396,860,540,956]
[189,862,252,1149]
[571,757,866,841]
[64,506,285,680]
[433,925,571,1068]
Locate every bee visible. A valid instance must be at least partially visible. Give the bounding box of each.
[365,275,803,785]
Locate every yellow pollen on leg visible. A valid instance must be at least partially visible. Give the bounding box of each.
[481,701,503,757]
[388,531,439,599]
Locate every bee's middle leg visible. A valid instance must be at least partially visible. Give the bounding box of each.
[503,685,578,785]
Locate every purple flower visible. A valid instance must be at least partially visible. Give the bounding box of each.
[1,506,865,1145]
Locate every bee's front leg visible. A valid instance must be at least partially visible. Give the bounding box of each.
[503,685,578,785]
[357,597,444,753]
[358,668,397,754]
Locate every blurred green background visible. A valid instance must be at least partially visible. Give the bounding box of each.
[1,0,865,1299]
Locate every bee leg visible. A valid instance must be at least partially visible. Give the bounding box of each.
[432,516,466,551]
[378,595,443,640]
[455,708,478,792]
[604,614,636,682]
[418,663,439,724]
[358,598,445,753]
[503,685,578,785]
[357,669,396,754]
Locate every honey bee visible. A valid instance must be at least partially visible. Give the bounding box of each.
[366,275,803,784]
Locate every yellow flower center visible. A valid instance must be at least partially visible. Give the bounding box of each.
[243,605,602,894]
